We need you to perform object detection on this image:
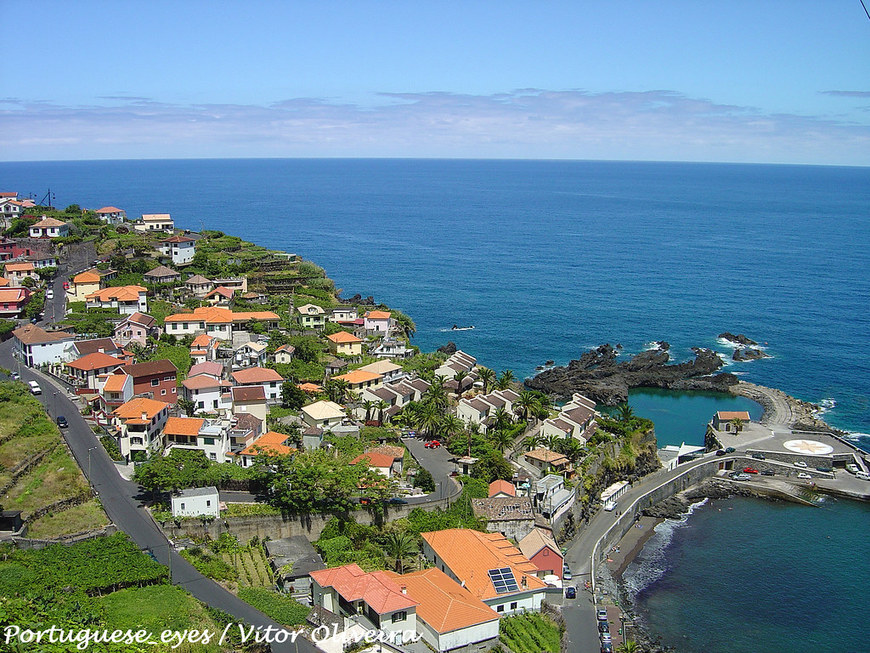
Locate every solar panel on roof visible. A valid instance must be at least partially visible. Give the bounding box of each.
[488,567,519,594]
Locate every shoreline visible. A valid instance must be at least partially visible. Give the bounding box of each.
[604,515,663,580]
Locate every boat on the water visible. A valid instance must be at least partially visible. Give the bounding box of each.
[451,325,475,331]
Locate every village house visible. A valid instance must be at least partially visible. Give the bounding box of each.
[95,206,127,225]
[297,303,326,330]
[231,367,283,403]
[333,369,383,394]
[97,372,134,414]
[0,237,31,261]
[273,344,295,364]
[27,252,58,269]
[187,334,219,365]
[301,400,346,445]
[85,285,148,315]
[12,324,75,367]
[182,373,231,414]
[523,448,571,476]
[114,312,159,348]
[328,306,358,324]
[539,393,597,444]
[205,286,234,306]
[143,265,181,285]
[357,359,405,384]
[185,274,213,297]
[421,529,548,616]
[0,287,29,318]
[349,452,396,477]
[712,410,752,432]
[135,213,174,232]
[363,310,391,335]
[326,331,363,357]
[532,474,575,523]
[517,528,563,580]
[489,479,516,498]
[189,361,225,379]
[231,386,268,431]
[383,568,500,653]
[29,216,70,239]
[309,564,418,645]
[456,389,519,432]
[471,496,537,541]
[158,235,196,265]
[163,306,279,341]
[64,352,126,391]
[122,359,178,403]
[67,337,124,360]
[434,350,477,379]
[357,386,403,423]
[111,397,171,460]
[3,261,37,286]
[164,416,234,462]
[170,486,219,518]
[233,341,267,368]
[211,277,247,294]
[232,430,295,468]
[324,356,348,377]
[0,195,22,225]
[370,338,414,359]
[68,269,102,302]
[265,537,326,599]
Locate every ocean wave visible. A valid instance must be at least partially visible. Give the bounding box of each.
[815,397,836,416]
[622,499,708,596]
[716,352,734,367]
[716,337,739,349]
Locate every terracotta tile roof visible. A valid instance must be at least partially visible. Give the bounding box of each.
[206,286,234,299]
[231,386,266,402]
[421,529,547,601]
[333,370,382,385]
[326,331,362,344]
[384,568,498,634]
[185,274,212,285]
[517,528,560,562]
[32,217,67,228]
[144,265,179,279]
[86,285,146,302]
[301,400,345,421]
[298,382,322,393]
[364,310,391,320]
[122,359,177,378]
[72,338,119,356]
[13,324,74,345]
[102,373,130,393]
[96,206,123,213]
[232,310,279,323]
[231,367,283,384]
[165,306,233,324]
[350,452,395,469]
[188,361,224,378]
[122,312,156,328]
[0,288,26,302]
[366,445,405,461]
[161,235,194,243]
[191,334,216,347]
[4,262,34,272]
[113,397,169,421]
[524,448,569,465]
[275,344,295,353]
[0,277,9,287]
[73,270,101,284]
[65,352,125,371]
[182,375,224,390]
[488,479,516,497]
[238,431,294,457]
[310,564,417,615]
[716,411,751,420]
[165,416,205,437]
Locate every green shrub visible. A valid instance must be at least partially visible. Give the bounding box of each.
[238,587,310,626]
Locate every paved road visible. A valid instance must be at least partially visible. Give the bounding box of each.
[401,436,462,503]
[1,342,316,653]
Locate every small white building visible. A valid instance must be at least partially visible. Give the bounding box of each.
[601,480,630,512]
[29,216,70,239]
[170,486,220,518]
[135,213,174,232]
[95,206,127,224]
[158,235,196,265]
[363,310,391,334]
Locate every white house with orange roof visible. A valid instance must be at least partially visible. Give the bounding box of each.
[350,452,396,477]
[111,397,171,460]
[164,306,279,341]
[421,529,548,616]
[326,330,363,357]
[0,287,30,318]
[29,216,69,239]
[190,333,220,365]
[0,195,22,226]
[205,286,234,306]
[384,567,500,652]
[712,410,752,432]
[97,372,134,413]
[163,416,234,462]
[363,310,391,334]
[273,344,295,364]
[95,206,126,225]
[3,261,36,286]
[158,235,196,265]
[68,269,102,302]
[135,213,174,232]
[231,367,283,403]
[332,369,383,394]
[309,564,419,644]
[182,373,231,414]
[85,285,148,315]
[232,430,296,468]
[64,352,126,391]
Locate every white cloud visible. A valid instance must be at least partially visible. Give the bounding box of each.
[1,90,868,165]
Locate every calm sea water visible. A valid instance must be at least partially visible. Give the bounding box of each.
[3,158,868,649]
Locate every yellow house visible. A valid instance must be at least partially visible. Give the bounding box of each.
[69,269,102,302]
[326,331,363,357]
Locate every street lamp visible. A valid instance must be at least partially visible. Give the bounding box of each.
[87,445,99,482]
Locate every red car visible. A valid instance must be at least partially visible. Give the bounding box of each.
[62,282,70,289]
[743,467,759,474]
[425,440,441,449]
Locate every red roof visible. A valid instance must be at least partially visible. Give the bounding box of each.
[231,367,283,384]
[350,452,395,469]
[310,564,417,615]
[65,352,125,371]
[488,479,516,498]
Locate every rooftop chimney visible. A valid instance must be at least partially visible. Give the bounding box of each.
[141,412,147,421]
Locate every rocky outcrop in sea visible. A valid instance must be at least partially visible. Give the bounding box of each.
[526,342,737,405]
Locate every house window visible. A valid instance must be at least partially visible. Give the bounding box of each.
[161,390,166,396]
[151,379,159,386]
[180,503,185,510]
[497,605,504,613]
[510,602,518,611]
[206,500,211,507]
[203,437,215,445]
[391,612,406,623]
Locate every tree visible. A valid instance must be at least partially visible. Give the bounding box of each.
[133,449,211,494]
[730,417,744,434]
[452,370,468,396]
[281,381,307,410]
[477,367,495,393]
[489,429,514,453]
[617,641,640,653]
[523,433,543,451]
[323,378,349,405]
[362,400,377,423]
[492,407,512,432]
[382,531,418,573]
[375,400,389,424]
[471,450,513,483]
[177,397,196,417]
[616,402,634,422]
[496,369,515,390]
[514,390,538,421]
[415,467,436,493]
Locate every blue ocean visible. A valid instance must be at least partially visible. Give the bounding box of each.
[2,158,868,650]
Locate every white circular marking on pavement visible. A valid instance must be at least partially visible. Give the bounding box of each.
[782,439,833,455]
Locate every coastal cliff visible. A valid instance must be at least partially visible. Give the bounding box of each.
[526,342,737,405]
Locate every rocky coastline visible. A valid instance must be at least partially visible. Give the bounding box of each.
[526,342,738,405]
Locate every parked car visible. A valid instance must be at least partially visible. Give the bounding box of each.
[730,472,752,481]
[28,380,41,395]
[596,607,608,621]
[600,632,612,643]
[815,466,833,473]
[751,453,765,460]
[563,568,572,581]
[45,290,53,299]
[10,372,19,380]
[387,497,408,505]
[715,449,726,456]
[55,416,68,428]
[598,621,609,633]
[793,461,808,468]
[62,281,70,289]
[855,471,870,481]
[761,470,775,476]
[600,644,613,653]
[424,440,441,449]
[725,447,736,453]
[743,467,759,474]
[846,463,860,474]
[564,586,576,599]
[797,472,812,480]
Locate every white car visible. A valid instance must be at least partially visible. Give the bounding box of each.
[846,464,860,474]
[793,461,808,468]
[28,380,41,395]
[797,472,812,480]
[45,290,54,299]
[856,471,870,481]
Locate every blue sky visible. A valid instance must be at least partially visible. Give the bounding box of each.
[2,1,869,164]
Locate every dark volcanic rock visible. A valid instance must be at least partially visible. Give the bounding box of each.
[526,343,732,405]
[437,341,457,355]
[718,332,758,346]
[732,347,771,361]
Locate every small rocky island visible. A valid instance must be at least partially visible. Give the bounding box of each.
[718,331,772,362]
[526,342,738,405]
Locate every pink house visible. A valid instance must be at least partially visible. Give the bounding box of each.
[517,528,563,580]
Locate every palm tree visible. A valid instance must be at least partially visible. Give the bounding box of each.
[453,371,468,396]
[616,402,634,422]
[424,378,449,410]
[324,378,349,405]
[492,407,512,432]
[383,531,418,574]
[523,433,543,451]
[545,434,561,451]
[514,391,537,421]
[490,429,514,453]
[421,401,443,438]
[375,400,389,425]
[477,367,495,393]
[362,400,376,423]
[617,641,640,653]
[731,417,744,434]
[440,414,465,442]
[496,369,515,390]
